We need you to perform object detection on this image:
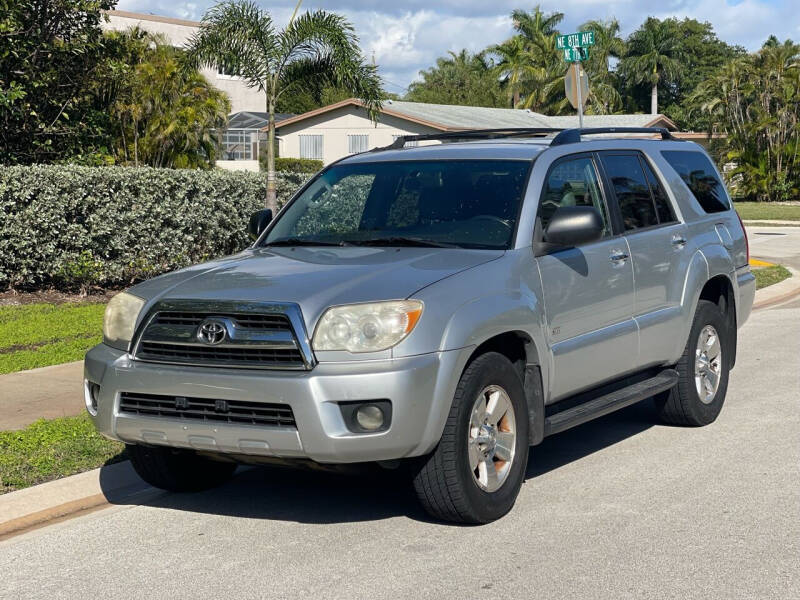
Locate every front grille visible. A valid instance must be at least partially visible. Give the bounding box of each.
[152,312,292,331]
[138,342,304,365]
[119,392,296,428]
[132,303,312,370]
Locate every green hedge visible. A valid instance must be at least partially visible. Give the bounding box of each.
[0,165,310,291]
[271,157,324,173]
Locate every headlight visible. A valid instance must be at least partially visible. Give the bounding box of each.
[103,292,145,351]
[313,300,423,353]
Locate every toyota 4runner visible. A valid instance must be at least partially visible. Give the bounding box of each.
[86,127,755,524]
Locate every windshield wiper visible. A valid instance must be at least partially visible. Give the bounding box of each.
[344,236,460,248]
[264,238,349,247]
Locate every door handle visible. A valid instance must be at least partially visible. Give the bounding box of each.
[671,235,687,248]
[609,251,629,263]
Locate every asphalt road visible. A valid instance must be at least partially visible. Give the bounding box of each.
[2,237,798,599]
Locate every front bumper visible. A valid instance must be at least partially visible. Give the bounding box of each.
[84,344,469,464]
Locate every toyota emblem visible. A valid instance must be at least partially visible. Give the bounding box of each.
[197,319,227,345]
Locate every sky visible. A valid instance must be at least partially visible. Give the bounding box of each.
[116,0,800,95]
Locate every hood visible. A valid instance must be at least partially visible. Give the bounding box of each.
[129,246,503,327]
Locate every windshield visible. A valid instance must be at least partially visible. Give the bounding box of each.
[262,160,532,249]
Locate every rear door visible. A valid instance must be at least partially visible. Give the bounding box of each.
[598,151,689,368]
[536,153,636,401]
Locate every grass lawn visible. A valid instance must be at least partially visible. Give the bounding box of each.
[0,414,125,494]
[753,265,792,290]
[0,302,106,374]
[734,202,800,221]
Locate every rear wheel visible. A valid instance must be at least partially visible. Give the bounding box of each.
[127,444,237,492]
[656,300,731,426]
[412,352,529,524]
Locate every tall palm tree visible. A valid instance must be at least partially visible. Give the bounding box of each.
[580,18,626,114]
[620,17,682,115]
[490,36,528,107]
[186,0,383,213]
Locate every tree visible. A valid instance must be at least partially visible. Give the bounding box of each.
[619,17,683,115]
[405,50,505,107]
[691,39,800,201]
[186,0,383,213]
[490,36,529,107]
[0,0,116,164]
[111,41,230,169]
[580,18,625,114]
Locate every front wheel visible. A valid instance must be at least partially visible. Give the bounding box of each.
[655,299,731,426]
[412,352,529,524]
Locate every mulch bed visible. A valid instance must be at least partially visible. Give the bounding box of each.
[0,289,117,306]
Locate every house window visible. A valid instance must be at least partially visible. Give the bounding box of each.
[348,134,369,154]
[217,64,239,79]
[299,135,324,160]
[221,129,259,160]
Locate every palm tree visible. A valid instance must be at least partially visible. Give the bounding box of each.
[491,36,529,107]
[580,18,626,114]
[620,17,682,114]
[186,0,383,213]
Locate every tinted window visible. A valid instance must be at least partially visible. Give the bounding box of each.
[264,160,531,249]
[601,154,658,231]
[540,156,611,237]
[662,151,730,213]
[641,159,675,223]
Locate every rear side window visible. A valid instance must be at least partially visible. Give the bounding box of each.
[600,154,658,231]
[641,159,676,223]
[661,151,730,213]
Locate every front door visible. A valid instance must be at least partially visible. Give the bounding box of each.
[536,154,636,402]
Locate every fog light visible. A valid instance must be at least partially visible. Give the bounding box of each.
[355,404,384,431]
[84,380,100,416]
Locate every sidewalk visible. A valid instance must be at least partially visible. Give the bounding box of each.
[0,361,84,430]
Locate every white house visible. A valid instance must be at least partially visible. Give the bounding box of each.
[272,98,714,167]
[102,10,265,115]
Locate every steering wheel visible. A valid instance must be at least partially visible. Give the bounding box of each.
[469,215,512,229]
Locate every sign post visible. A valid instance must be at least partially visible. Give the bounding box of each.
[558,32,594,128]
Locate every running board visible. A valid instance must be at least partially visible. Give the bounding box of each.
[544,369,679,437]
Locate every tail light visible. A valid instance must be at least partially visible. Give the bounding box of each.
[735,210,749,264]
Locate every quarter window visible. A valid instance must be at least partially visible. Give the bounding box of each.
[600,154,658,231]
[661,151,730,213]
[299,135,324,160]
[641,159,675,223]
[540,156,611,237]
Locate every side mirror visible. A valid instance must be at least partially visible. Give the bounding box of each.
[248,209,273,241]
[543,206,604,247]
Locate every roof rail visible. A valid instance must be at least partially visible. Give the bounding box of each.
[375,128,565,152]
[550,127,678,146]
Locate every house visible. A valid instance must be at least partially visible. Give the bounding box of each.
[272,98,714,167]
[217,111,294,172]
[102,10,265,114]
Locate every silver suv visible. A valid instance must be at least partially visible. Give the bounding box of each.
[85,127,755,524]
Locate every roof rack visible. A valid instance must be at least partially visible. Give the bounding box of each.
[550,127,678,146]
[376,128,564,151]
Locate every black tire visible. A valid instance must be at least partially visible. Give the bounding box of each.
[127,444,237,492]
[412,352,529,524]
[655,299,731,426]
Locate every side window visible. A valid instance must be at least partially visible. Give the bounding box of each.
[641,159,676,223]
[661,150,730,213]
[600,153,658,231]
[540,156,611,237]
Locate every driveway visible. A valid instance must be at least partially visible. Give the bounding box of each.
[1,296,797,599]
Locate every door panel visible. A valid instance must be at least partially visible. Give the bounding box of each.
[538,240,636,400]
[535,153,636,402]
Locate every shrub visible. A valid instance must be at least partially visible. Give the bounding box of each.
[270,157,324,173]
[0,165,310,291]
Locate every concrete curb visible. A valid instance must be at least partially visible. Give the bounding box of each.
[743,220,800,226]
[0,460,155,540]
[753,266,800,309]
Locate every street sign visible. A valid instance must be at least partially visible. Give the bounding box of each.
[556,31,595,50]
[562,47,589,63]
[564,65,590,110]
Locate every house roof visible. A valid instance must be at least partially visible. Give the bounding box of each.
[271,98,678,132]
[228,111,294,130]
[105,10,200,28]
